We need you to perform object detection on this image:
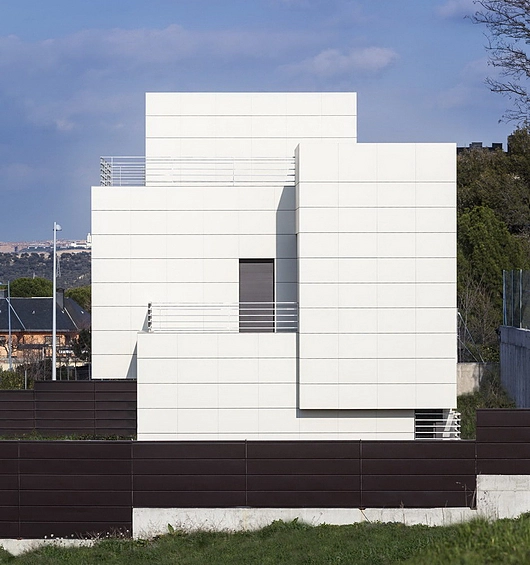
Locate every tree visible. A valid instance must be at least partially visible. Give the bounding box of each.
[473,0,530,122]
[72,328,91,362]
[457,205,529,360]
[66,285,91,312]
[9,277,52,297]
[458,129,530,233]
[458,205,528,303]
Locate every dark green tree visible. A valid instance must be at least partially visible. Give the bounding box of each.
[9,277,52,297]
[458,130,530,234]
[66,285,91,312]
[72,328,91,362]
[457,205,529,360]
[458,205,528,303]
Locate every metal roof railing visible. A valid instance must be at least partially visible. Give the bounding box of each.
[100,156,296,187]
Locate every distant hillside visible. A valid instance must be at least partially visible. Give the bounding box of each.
[0,252,90,289]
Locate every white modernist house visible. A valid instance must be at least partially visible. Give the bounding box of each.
[92,92,457,441]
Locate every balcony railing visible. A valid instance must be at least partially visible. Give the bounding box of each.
[100,156,295,187]
[147,302,298,333]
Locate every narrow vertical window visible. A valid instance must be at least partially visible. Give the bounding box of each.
[239,259,274,332]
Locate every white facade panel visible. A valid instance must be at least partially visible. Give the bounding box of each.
[296,140,457,411]
[93,91,455,440]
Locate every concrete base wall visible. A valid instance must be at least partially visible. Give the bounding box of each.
[133,507,476,538]
[476,475,530,520]
[500,326,530,407]
[0,539,94,557]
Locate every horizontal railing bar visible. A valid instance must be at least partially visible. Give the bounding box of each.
[147,302,298,334]
[100,156,296,187]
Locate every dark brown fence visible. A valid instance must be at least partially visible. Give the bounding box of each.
[0,409,529,539]
[477,409,530,474]
[0,381,136,437]
[0,441,132,539]
[246,441,361,508]
[0,439,478,539]
[360,441,476,508]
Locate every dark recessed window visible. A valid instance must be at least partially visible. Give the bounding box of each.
[239,259,274,333]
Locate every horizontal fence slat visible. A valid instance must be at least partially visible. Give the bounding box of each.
[477,427,530,442]
[0,475,18,490]
[20,491,132,506]
[133,491,246,508]
[34,382,95,392]
[0,492,19,505]
[0,422,36,430]
[20,460,131,475]
[0,391,34,400]
[95,393,137,402]
[20,521,132,539]
[477,409,530,427]
[362,459,476,475]
[362,491,472,508]
[133,442,245,459]
[247,458,359,475]
[247,475,359,491]
[0,521,19,538]
[95,401,136,411]
[19,442,131,459]
[21,475,132,491]
[134,475,245,491]
[133,459,246,475]
[247,441,360,459]
[0,403,34,411]
[361,475,476,491]
[20,507,132,522]
[247,491,361,508]
[362,441,475,459]
[477,443,530,458]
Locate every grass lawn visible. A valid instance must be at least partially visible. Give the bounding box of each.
[2,515,530,564]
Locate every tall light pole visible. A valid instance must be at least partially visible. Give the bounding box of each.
[52,222,62,381]
[7,281,11,371]
[1,281,13,370]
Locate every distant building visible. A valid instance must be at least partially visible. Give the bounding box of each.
[457,142,503,155]
[0,289,90,369]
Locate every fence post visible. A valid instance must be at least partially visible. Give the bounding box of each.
[519,269,523,328]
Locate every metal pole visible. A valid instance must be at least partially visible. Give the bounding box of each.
[503,270,507,326]
[52,222,62,381]
[7,281,12,370]
[52,223,57,381]
[519,269,523,328]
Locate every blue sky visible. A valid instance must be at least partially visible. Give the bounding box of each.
[0,0,516,241]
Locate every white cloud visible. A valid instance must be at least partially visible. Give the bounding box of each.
[0,25,317,71]
[0,25,323,132]
[436,0,476,19]
[282,46,398,77]
[437,57,494,108]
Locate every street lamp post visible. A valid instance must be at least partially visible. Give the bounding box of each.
[52,222,62,381]
[1,281,13,370]
[7,281,11,371]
